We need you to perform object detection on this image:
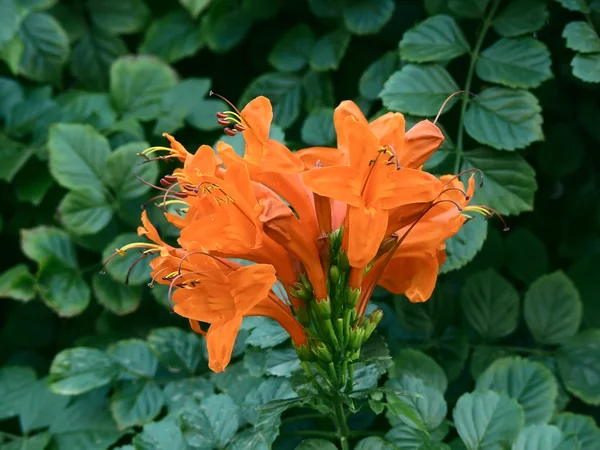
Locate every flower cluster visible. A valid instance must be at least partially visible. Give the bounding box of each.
[106,94,499,380]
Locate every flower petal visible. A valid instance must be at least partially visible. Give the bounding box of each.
[347,205,388,268]
[302,165,362,207]
[228,264,277,314]
[401,120,444,169]
[368,112,405,151]
[206,314,243,372]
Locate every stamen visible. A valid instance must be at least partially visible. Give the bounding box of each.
[464,206,509,231]
[125,252,150,285]
[141,194,181,210]
[216,112,228,119]
[210,91,243,116]
[217,118,230,126]
[159,178,172,187]
[440,187,470,201]
[135,174,169,192]
[434,90,476,125]
[224,128,237,136]
[443,168,485,188]
[234,124,245,132]
[148,268,170,287]
[176,191,189,199]
[164,175,178,183]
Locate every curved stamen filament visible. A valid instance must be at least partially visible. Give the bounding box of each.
[117,243,163,255]
[125,252,150,285]
[433,90,476,125]
[136,174,169,192]
[463,205,509,231]
[443,168,484,188]
[148,268,170,287]
[439,187,470,200]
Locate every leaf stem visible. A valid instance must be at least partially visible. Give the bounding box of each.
[454,0,501,174]
[281,413,327,424]
[332,393,350,450]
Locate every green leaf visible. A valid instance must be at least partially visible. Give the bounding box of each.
[49,389,121,450]
[70,28,127,91]
[440,215,488,273]
[355,437,397,450]
[571,53,600,83]
[139,9,203,63]
[309,29,350,71]
[563,21,600,53]
[554,0,590,12]
[38,257,90,317]
[0,0,19,45]
[389,349,448,394]
[163,377,215,412]
[110,55,178,121]
[14,166,53,206]
[386,422,444,449]
[296,440,338,450]
[302,70,335,111]
[111,380,164,429]
[342,0,395,35]
[462,148,537,215]
[556,330,600,405]
[133,418,187,450]
[387,376,447,432]
[448,0,489,18]
[476,38,552,89]
[159,78,214,133]
[265,348,301,377]
[464,87,543,150]
[49,347,119,395]
[57,92,117,130]
[461,269,520,341]
[0,76,23,119]
[476,357,558,424]
[0,264,36,302]
[492,0,549,37]
[107,339,159,379]
[48,123,110,191]
[0,33,24,74]
[359,51,398,100]
[432,327,470,381]
[268,24,315,72]
[243,317,290,349]
[203,0,253,53]
[524,272,582,345]
[380,64,459,116]
[104,141,158,200]
[454,390,524,450]
[18,12,69,83]
[147,327,203,374]
[101,233,154,286]
[92,273,142,315]
[552,413,600,450]
[201,394,240,447]
[19,377,70,433]
[0,136,33,182]
[504,228,549,283]
[58,190,113,236]
[243,377,296,425]
[512,424,564,450]
[240,72,302,128]
[17,0,57,11]
[400,15,470,63]
[301,108,335,146]
[0,366,37,420]
[179,0,210,18]
[86,0,149,35]
[20,226,77,268]
[0,433,52,450]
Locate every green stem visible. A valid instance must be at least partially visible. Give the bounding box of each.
[332,393,350,450]
[454,0,501,174]
[349,430,385,438]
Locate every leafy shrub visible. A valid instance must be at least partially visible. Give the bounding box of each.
[1,0,599,449]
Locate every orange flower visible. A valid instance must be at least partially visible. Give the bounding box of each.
[375,175,476,303]
[139,132,193,163]
[173,263,306,372]
[302,116,442,269]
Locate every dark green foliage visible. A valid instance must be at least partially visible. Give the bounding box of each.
[1,0,600,448]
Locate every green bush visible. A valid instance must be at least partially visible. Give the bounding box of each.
[1,0,599,449]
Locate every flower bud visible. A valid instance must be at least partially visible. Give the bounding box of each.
[295,343,314,362]
[291,282,313,301]
[345,287,361,308]
[348,327,365,351]
[310,296,332,320]
[329,265,340,285]
[364,309,383,340]
[299,273,313,292]
[314,342,333,363]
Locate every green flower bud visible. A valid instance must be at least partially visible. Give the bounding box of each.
[291,282,313,301]
[299,273,312,292]
[295,343,314,362]
[295,305,311,327]
[314,342,333,363]
[310,296,331,320]
[345,287,361,308]
[348,327,365,351]
[329,265,340,285]
[339,251,350,271]
[364,309,383,340]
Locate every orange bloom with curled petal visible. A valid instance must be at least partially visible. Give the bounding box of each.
[302,115,442,270]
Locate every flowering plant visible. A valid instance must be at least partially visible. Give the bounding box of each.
[106,93,502,448]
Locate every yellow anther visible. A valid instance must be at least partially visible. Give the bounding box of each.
[117,243,163,254]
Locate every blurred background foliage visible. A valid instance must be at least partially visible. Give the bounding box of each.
[0,0,599,449]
